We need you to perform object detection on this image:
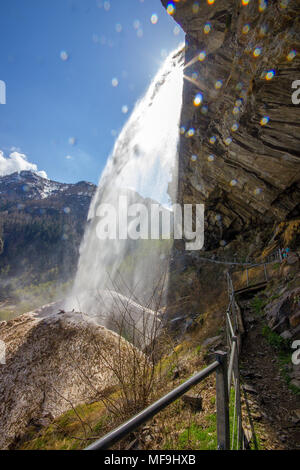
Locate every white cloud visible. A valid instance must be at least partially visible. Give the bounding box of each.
[0,150,48,179]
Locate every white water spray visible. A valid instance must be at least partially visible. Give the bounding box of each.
[66,48,184,332]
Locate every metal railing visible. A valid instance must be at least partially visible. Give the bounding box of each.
[85,271,250,452]
[85,351,230,450]
[196,248,281,268]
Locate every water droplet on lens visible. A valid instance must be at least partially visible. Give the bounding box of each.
[60,51,69,61]
[194,93,203,106]
[151,14,158,24]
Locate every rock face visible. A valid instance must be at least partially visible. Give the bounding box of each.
[162,0,300,249]
[265,286,300,337]
[0,171,96,290]
[0,309,131,449]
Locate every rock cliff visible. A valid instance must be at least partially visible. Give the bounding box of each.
[162,0,300,249]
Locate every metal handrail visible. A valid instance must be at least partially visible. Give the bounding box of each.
[85,351,233,450]
[226,273,245,449]
[196,249,281,267]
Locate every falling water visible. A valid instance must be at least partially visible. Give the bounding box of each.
[66,48,184,336]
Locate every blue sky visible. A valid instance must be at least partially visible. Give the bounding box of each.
[0,0,183,184]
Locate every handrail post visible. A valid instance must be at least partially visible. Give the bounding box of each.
[228,336,237,393]
[215,351,230,450]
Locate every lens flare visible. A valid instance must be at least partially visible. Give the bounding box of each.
[254,188,263,195]
[60,51,69,61]
[265,69,275,80]
[133,19,141,30]
[287,50,296,61]
[242,0,250,5]
[259,0,267,12]
[194,93,203,106]
[187,128,195,137]
[151,14,158,24]
[204,23,211,34]
[279,0,289,9]
[253,47,262,57]
[167,2,175,15]
[192,2,200,13]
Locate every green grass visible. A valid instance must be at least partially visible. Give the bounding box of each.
[262,325,290,352]
[19,401,108,450]
[164,388,241,450]
[251,296,266,316]
[177,419,217,450]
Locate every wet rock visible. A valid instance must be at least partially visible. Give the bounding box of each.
[280,330,293,340]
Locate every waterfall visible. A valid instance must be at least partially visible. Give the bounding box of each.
[66,48,184,338]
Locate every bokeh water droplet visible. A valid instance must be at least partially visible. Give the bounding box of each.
[260,116,269,126]
[204,23,211,34]
[60,51,69,61]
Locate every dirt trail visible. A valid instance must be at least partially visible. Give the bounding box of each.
[239,297,300,450]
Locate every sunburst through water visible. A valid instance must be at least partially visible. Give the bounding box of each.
[65,48,184,339]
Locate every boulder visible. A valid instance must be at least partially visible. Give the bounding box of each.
[181,394,203,412]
